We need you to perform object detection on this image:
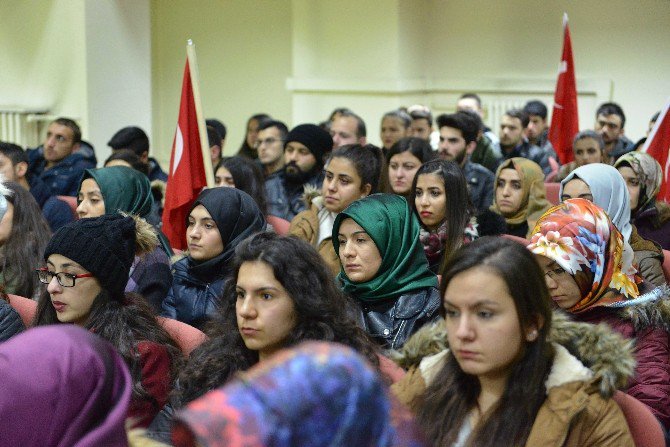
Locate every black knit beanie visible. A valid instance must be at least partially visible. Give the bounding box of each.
[43,214,136,299]
[284,124,333,167]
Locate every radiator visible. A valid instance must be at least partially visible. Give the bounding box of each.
[485,98,527,135]
[0,108,50,148]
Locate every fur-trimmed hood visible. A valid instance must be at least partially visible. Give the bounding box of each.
[301,184,322,209]
[615,284,670,333]
[390,311,635,398]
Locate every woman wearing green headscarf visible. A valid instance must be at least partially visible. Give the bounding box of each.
[77,166,172,311]
[332,193,440,350]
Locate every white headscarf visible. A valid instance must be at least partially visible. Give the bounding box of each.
[559,163,632,241]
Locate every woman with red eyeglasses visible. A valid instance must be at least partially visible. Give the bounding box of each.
[32,214,182,428]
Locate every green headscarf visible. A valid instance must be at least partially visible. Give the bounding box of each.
[79,166,173,255]
[332,194,438,303]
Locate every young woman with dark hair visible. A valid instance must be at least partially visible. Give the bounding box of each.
[237,113,271,160]
[394,236,633,446]
[410,159,478,272]
[214,156,268,215]
[289,144,384,274]
[380,109,412,155]
[160,187,266,329]
[387,137,435,197]
[33,214,182,428]
[333,193,441,350]
[0,181,52,299]
[148,232,382,442]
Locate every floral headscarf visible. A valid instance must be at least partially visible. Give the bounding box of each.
[490,158,552,232]
[614,152,663,212]
[528,198,639,313]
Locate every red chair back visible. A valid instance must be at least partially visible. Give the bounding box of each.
[544,182,561,205]
[7,294,37,327]
[612,391,665,447]
[266,215,291,236]
[156,316,208,356]
[662,249,670,283]
[56,195,79,219]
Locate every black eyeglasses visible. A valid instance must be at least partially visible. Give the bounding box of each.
[35,268,94,287]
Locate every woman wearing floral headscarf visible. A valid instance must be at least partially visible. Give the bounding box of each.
[529,198,670,429]
[491,158,552,238]
[561,163,666,286]
[615,152,670,250]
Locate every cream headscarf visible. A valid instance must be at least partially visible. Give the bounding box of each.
[491,158,552,236]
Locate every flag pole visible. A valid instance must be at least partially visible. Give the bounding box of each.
[186,39,215,188]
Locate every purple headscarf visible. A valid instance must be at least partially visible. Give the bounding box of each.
[0,325,132,447]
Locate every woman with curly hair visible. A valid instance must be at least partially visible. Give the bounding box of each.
[0,181,51,299]
[148,232,382,442]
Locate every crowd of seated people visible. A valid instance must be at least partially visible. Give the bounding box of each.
[0,95,668,446]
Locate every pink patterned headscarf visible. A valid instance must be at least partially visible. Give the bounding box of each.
[527,198,640,313]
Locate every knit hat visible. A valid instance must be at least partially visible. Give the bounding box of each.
[44,214,137,299]
[284,124,333,167]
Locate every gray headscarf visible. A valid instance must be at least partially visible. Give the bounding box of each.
[559,163,632,241]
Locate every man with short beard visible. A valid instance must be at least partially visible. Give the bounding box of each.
[436,112,495,212]
[265,124,332,221]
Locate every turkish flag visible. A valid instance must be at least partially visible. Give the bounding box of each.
[548,13,579,165]
[642,99,670,203]
[162,59,208,250]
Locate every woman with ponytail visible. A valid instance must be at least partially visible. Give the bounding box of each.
[290,144,384,275]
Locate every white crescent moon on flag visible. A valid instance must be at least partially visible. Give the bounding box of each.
[173,125,183,175]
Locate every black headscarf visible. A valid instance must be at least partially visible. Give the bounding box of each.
[186,187,266,281]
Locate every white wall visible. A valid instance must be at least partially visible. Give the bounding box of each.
[0,0,152,164]
[151,0,293,162]
[84,0,152,165]
[3,0,668,162]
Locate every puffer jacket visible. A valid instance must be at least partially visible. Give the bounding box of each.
[358,287,441,351]
[289,188,340,276]
[503,140,554,175]
[630,226,666,287]
[391,312,636,446]
[160,255,226,330]
[575,283,670,428]
[0,299,24,342]
[29,151,96,197]
[462,159,494,213]
[634,203,670,251]
[265,169,324,221]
